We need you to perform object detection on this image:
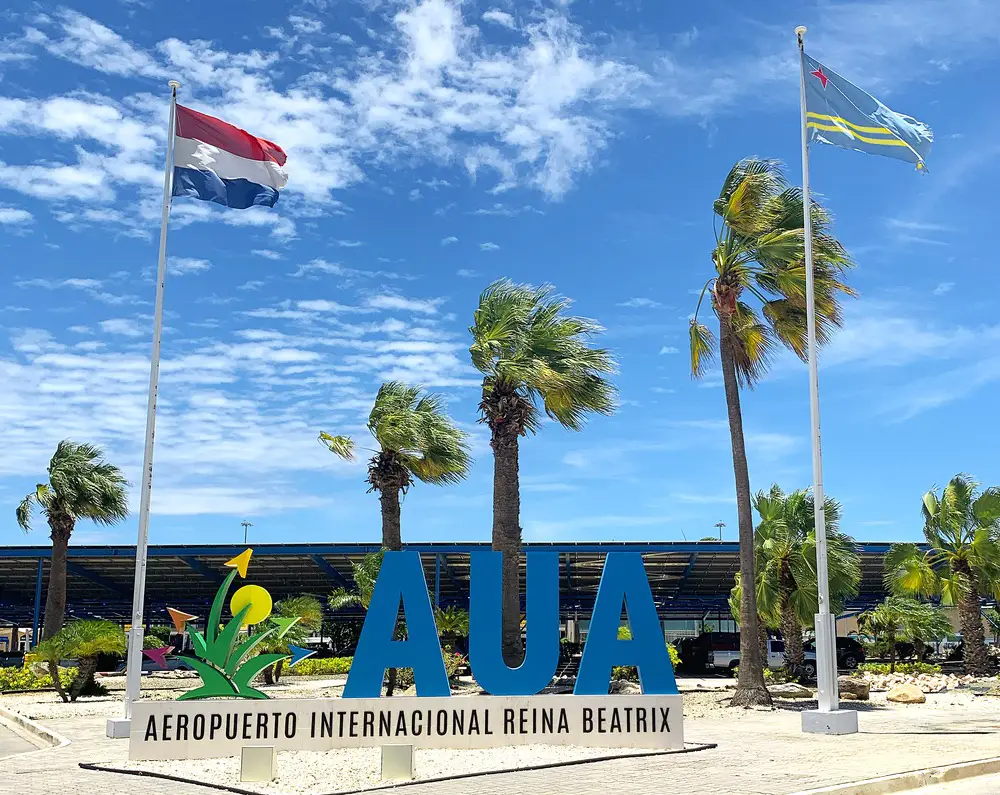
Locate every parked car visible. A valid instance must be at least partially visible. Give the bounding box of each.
[801,636,866,678]
[707,637,787,673]
[0,651,25,668]
[114,656,194,674]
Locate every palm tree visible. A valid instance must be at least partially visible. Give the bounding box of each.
[470,280,616,664]
[320,381,470,551]
[689,158,854,705]
[858,597,951,673]
[34,619,126,702]
[746,485,860,674]
[884,475,1000,675]
[259,595,324,685]
[16,441,129,639]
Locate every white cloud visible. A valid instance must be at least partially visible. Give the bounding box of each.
[252,249,282,260]
[0,160,111,201]
[619,297,661,309]
[334,240,364,248]
[366,294,444,314]
[0,207,33,224]
[99,318,145,337]
[168,257,212,276]
[479,242,500,251]
[482,10,517,30]
[288,15,323,35]
[441,236,459,246]
[932,282,954,296]
[659,346,679,355]
[456,269,479,278]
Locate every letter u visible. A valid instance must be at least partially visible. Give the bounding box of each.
[469,551,559,695]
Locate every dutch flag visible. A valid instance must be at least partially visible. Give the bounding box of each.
[172,105,288,209]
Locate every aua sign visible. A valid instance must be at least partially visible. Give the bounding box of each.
[346,551,679,698]
[128,551,683,760]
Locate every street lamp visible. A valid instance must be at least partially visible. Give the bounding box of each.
[241,520,253,544]
[714,521,726,541]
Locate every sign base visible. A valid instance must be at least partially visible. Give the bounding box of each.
[801,708,858,735]
[106,718,131,739]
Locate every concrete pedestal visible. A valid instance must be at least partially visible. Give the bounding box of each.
[381,744,414,780]
[106,718,131,739]
[241,746,277,782]
[802,709,858,735]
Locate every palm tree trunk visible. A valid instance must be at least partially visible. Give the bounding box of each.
[69,656,98,702]
[718,317,771,707]
[47,660,69,703]
[274,659,285,684]
[42,514,73,640]
[492,426,523,667]
[379,487,403,552]
[758,615,768,666]
[379,486,403,694]
[779,563,804,673]
[888,631,896,674]
[956,569,988,675]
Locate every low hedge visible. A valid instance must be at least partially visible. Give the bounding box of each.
[857,662,941,675]
[0,665,77,692]
[281,656,353,677]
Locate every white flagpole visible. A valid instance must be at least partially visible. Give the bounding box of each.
[108,79,180,739]
[796,27,855,734]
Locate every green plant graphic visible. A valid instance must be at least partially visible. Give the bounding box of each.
[177,561,296,700]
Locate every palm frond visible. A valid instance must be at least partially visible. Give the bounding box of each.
[729,301,777,388]
[688,321,716,379]
[318,432,356,461]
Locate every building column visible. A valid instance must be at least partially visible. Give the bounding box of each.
[31,558,43,648]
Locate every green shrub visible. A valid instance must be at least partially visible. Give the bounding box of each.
[858,662,941,675]
[396,651,467,691]
[0,665,77,692]
[611,645,681,683]
[281,656,353,677]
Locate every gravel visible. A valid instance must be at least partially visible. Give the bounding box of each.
[110,743,675,794]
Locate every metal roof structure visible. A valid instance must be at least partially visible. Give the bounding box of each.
[0,541,898,632]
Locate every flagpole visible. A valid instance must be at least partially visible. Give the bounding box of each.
[107,79,180,739]
[796,27,855,735]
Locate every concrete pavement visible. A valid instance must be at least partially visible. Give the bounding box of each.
[914,773,1000,794]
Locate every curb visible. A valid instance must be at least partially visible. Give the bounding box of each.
[794,755,1000,794]
[0,703,71,756]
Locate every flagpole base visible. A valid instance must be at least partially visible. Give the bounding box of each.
[801,709,858,735]
[106,717,131,739]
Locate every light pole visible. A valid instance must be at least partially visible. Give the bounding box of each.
[714,521,726,541]
[241,520,253,544]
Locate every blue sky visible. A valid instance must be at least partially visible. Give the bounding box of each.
[1,0,998,549]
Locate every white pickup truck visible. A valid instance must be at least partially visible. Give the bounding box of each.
[706,637,787,673]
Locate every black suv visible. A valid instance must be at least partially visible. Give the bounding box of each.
[801,636,866,678]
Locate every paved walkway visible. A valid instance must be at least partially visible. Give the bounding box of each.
[2,693,1000,794]
[0,722,37,759]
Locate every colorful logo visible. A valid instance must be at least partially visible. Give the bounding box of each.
[158,549,313,700]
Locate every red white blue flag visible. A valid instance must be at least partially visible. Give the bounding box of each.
[172,106,288,209]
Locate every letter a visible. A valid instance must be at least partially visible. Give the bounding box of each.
[469,551,559,695]
[575,552,679,695]
[343,551,449,698]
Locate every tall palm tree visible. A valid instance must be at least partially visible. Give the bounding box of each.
[320,381,471,551]
[747,485,860,673]
[16,441,129,639]
[689,159,854,706]
[884,475,1000,675]
[470,280,617,664]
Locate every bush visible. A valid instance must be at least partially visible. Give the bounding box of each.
[0,665,77,692]
[858,662,941,675]
[611,645,681,683]
[281,656,353,677]
[396,651,467,691]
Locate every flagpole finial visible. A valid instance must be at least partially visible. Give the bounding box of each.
[168,80,181,90]
[795,25,807,41]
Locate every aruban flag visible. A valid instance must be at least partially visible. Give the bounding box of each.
[172,106,288,209]
[804,53,933,169]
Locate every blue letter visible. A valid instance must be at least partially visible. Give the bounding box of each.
[575,552,678,695]
[469,551,560,695]
[343,551,449,698]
